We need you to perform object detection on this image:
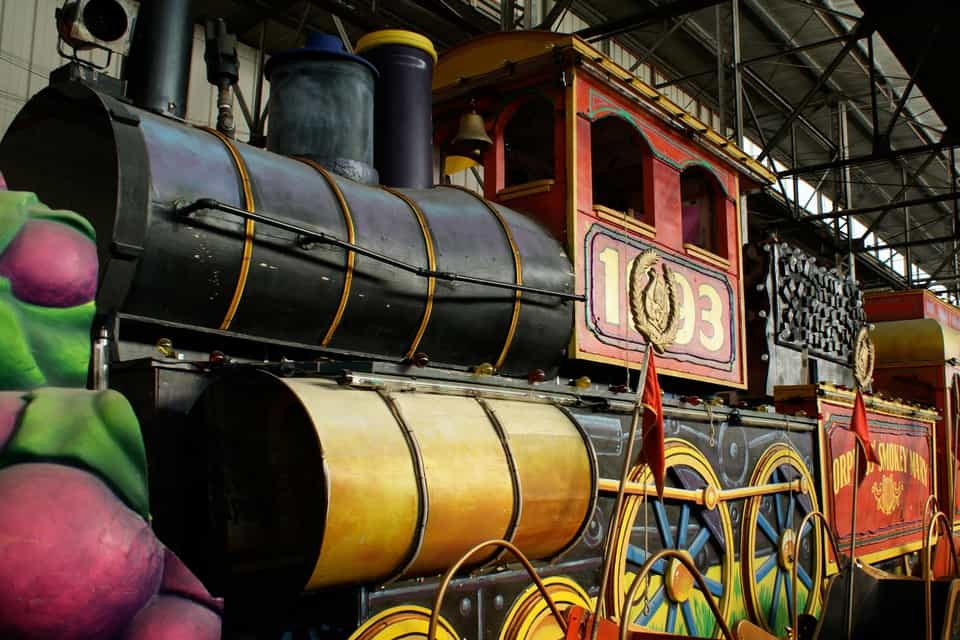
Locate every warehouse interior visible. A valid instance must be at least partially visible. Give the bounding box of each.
[2,0,957,298]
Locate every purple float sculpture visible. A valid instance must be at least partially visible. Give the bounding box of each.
[0,188,222,639]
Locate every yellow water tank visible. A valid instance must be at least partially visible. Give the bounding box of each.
[194,370,597,592]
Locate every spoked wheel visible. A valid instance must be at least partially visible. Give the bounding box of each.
[607,439,734,638]
[741,443,823,637]
[348,605,460,640]
[499,576,591,640]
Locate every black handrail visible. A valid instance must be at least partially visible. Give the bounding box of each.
[174,197,586,302]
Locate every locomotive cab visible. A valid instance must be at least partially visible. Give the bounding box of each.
[433,32,775,388]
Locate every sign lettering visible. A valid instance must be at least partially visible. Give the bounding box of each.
[585,227,735,369]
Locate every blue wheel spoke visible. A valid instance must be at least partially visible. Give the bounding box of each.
[757,513,779,544]
[787,495,796,529]
[797,564,814,591]
[686,527,712,558]
[785,571,795,618]
[755,554,778,583]
[769,570,783,628]
[666,603,678,633]
[774,492,785,530]
[696,574,725,597]
[653,500,674,550]
[626,544,666,575]
[681,601,699,637]
[636,586,666,626]
[677,504,690,549]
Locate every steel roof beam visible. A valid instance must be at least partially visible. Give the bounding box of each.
[775,140,958,178]
[775,0,861,21]
[630,14,692,71]
[737,32,853,67]
[742,0,952,264]
[756,20,873,163]
[500,0,516,30]
[923,250,956,282]
[575,0,728,41]
[538,0,575,30]
[856,232,958,253]
[230,0,300,34]
[661,9,838,152]
[414,0,498,35]
[788,191,960,225]
[883,23,939,141]
[808,4,955,231]
[861,151,940,237]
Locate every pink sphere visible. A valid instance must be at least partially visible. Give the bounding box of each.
[0,463,164,639]
[0,218,98,307]
[122,595,222,640]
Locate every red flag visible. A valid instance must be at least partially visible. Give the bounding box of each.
[850,389,879,481]
[638,352,666,498]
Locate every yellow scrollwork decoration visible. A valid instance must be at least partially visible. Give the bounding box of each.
[871,475,904,516]
[853,326,875,389]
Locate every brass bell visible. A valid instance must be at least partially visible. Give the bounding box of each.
[450,109,492,158]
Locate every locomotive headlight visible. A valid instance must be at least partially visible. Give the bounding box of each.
[56,0,139,56]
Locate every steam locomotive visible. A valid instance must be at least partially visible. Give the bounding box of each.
[0,5,954,639]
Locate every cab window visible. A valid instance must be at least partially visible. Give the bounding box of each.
[680,166,726,256]
[590,116,646,219]
[503,98,554,187]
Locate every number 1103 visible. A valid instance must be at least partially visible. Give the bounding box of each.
[596,246,725,352]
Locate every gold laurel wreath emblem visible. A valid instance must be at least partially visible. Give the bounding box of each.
[871,475,904,516]
[853,326,875,389]
[628,250,681,354]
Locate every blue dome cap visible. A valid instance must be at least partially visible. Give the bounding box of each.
[265,32,378,79]
[305,32,346,53]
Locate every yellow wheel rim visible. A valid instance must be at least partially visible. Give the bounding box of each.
[348,605,460,640]
[607,439,734,638]
[740,444,823,637]
[499,576,591,640]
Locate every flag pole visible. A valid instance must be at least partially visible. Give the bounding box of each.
[845,440,859,640]
[846,387,868,640]
[590,341,652,640]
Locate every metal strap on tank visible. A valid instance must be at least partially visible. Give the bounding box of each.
[198,127,255,331]
[377,390,430,583]
[294,157,356,347]
[476,397,523,563]
[383,186,437,360]
[440,185,523,371]
[554,405,601,560]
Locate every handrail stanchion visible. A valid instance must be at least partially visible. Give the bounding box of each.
[923,511,960,640]
[428,539,566,640]
[791,510,844,638]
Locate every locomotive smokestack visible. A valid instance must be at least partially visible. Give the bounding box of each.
[356,30,437,189]
[265,33,379,184]
[125,0,192,117]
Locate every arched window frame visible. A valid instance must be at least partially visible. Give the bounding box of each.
[679,162,732,265]
[586,113,656,234]
[495,94,558,193]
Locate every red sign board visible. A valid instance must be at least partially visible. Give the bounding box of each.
[819,399,935,569]
[573,218,745,386]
